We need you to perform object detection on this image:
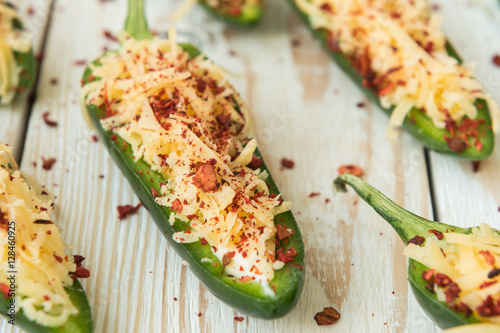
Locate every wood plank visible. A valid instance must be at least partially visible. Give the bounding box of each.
[429,1,500,230]
[8,0,446,332]
[0,0,51,161]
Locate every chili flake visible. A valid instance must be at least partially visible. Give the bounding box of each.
[428,229,444,240]
[234,316,244,322]
[117,203,142,219]
[41,157,57,170]
[408,235,425,246]
[281,158,295,170]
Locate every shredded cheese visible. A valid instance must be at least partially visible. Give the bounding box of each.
[295,0,500,140]
[404,224,500,323]
[0,2,31,104]
[0,143,79,327]
[83,31,292,289]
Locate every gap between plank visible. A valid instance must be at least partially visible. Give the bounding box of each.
[16,0,56,165]
[424,148,439,222]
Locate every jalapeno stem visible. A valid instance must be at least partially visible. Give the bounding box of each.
[125,0,153,40]
[333,173,470,244]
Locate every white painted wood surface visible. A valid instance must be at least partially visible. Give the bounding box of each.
[1,0,500,332]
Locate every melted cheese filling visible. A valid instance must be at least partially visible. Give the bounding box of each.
[295,0,500,139]
[0,143,78,327]
[0,3,31,104]
[83,29,291,288]
[405,224,500,323]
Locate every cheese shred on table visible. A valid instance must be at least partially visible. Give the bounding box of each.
[84,29,291,291]
[0,2,31,104]
[0,143,78,327]
[405,224,500,323]
[295,0,500,139]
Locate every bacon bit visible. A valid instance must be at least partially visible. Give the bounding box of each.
[117,203,142,219]
[480,281,498,289]
[449,302,472,318]
[41,157,57,170]
[222,251,235,267]
[42,111,58,127]
[472,161,481,173]
[73,255,85,267]
[428,229,444,240]
[281,158,295,169]
[408,235,426,246]
[0,283,9,299]
[234,316,244,322]
[488,268,500,279]
[151,188,159,197]
[314,307,341,326]
[196,78,206,93]
[308,192,320,198]
[276,224,291,241]
[193,163,219,192]
[72,266,90,279]
[477,295,500,317]
[421,269,435,282]
[216,113,231,130]
[103,30,118,42]
[434,273,452,287]
[53,254,63,263]
[444,283,461,302]
[247,155,262,169]
[200,238,208,245]
[479,250,496,266]
[493,55,500,67]
[171,199,183,213]
[338,164,363,177]
[277,247,297,263]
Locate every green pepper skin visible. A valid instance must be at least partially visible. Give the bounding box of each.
[83,0,305,316]
[334,173,486,329]
[0,280,93,333]
[289,0,495,160]
[198,0,264,26]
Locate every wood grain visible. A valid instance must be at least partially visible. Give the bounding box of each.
[2,0,499,332]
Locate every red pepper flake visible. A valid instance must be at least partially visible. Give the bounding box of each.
[44,295,50,301]
[428,229,444,240]
[477,295,500,317]
[103,30,118,42]
[308,192,320,198]
[234,316,244,322]
[53,254,63,263]
[200,238,208,245]
[247,155,263,169]
[493,54,500,67]
[72,266,90,279]
[41,157,57,170]
[434,273,452,287]
[319,3,333,12]
[110,135,117,141]
[338,164,363,177]
[277,247,298,263]
[151,188,159,197]
[186,214,198,220]
[171,198,183,213]
[197,313,202,317]
[276,224,291,241]
[42,111,58,127]
[74,59,87,66]
[325,198,331,204]
[280,158,295,169]
[173,297,178,301]
[444,282,461,302]
[479,250,496,266]
[421,269,435,282]
[314,307,341,326]
[193,163,219,192]
[117,203,142,219]
[92,135,99,143]
[0,283,10,299]
[480,280,498,289]
[472,161,481,173]
[408,235,426,246]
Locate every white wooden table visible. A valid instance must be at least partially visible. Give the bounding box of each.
[1,0,500,332]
